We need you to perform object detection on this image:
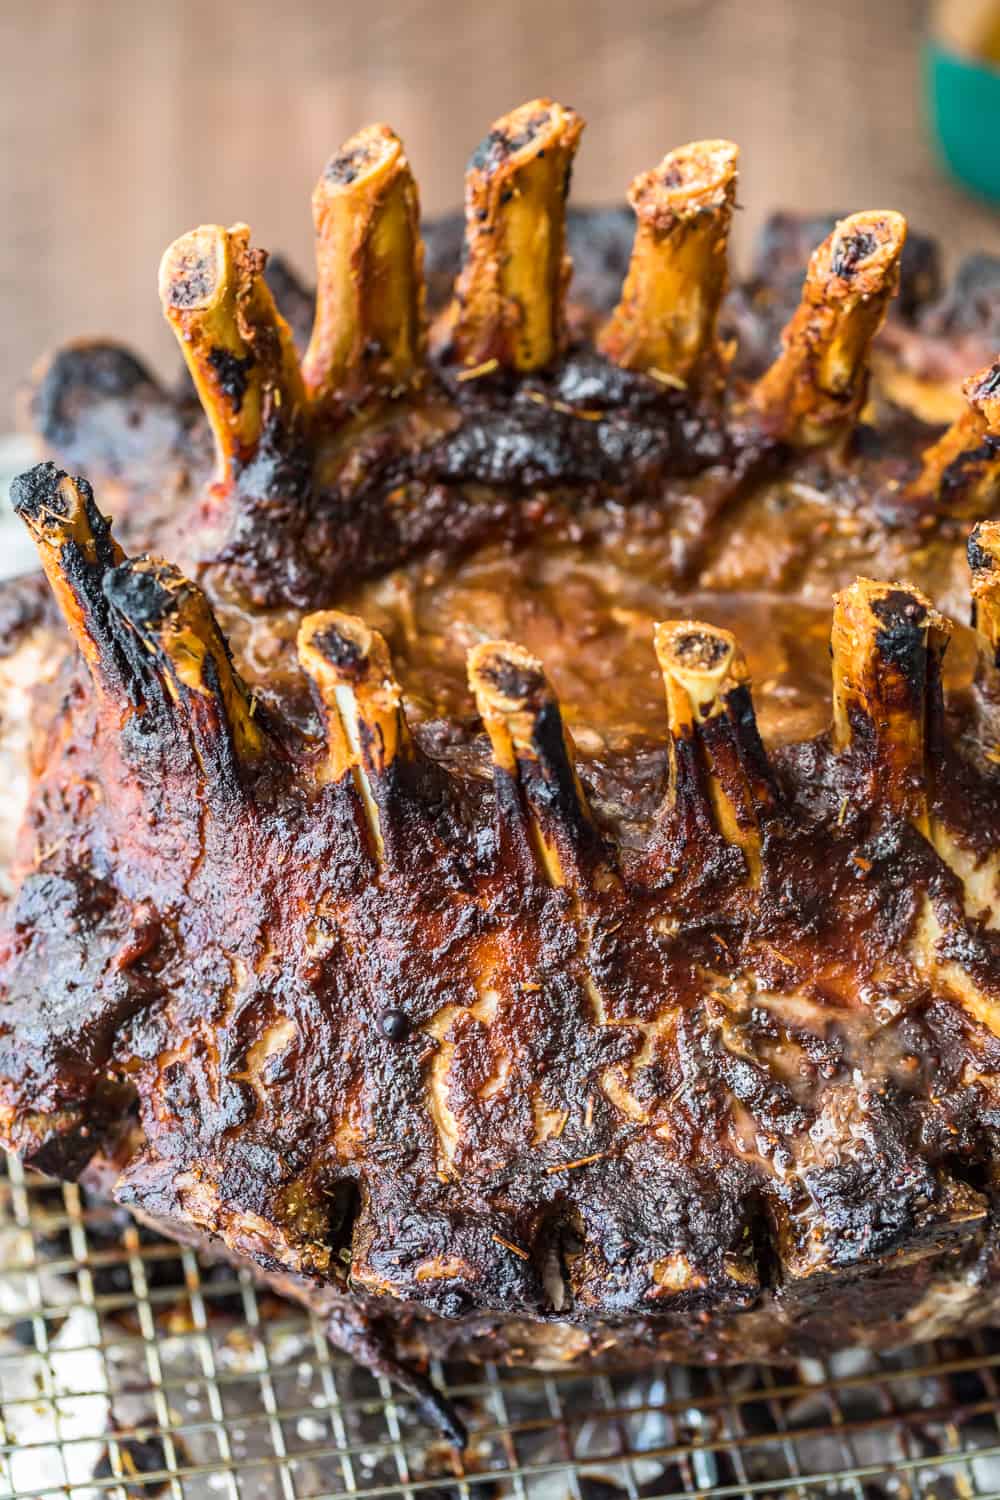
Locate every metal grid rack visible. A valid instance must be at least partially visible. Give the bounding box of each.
[3,1153,1000,1500]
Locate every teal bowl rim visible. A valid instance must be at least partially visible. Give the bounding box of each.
[925,34,1000,80]
[924,37,1000,205]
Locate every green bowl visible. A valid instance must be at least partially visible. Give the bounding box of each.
[925,39,1000,204]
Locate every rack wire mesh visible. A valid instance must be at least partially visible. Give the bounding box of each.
[3,1151,1000,1500]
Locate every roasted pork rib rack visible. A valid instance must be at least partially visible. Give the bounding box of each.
[5,99,1000,1445]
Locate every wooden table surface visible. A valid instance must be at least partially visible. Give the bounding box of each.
[1,0,998,426]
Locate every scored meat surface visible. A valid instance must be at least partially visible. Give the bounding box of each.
[5,101,1000,1444]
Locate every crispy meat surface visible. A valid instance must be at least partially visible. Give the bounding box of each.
[6,101,1000,1444]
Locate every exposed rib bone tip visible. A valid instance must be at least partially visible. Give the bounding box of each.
[969,519,1000,593]
[160,223,305,479]
[654,621,746,719]
[438,99,585,372]
[830,577,950,827]
[467,639,597,887]
[964,358,1000,425]
[468,640,548,716]
[12,460,106,541]
[103,555,190,629]
[11,460,113,544]
[654,620,772,880]
[12,463,124,680]
[468,639,555,781]
[103,554,267,761]
[826,210,907,283]
[599,140,739,385]
[637,139,739,218]
[321,125,402,189]
[467,640,573,774]
[158,224,229,312]
[968,522,1000,713]
[297,611,401,707]
[303,124,425,411]
[907,358,1000,517]
[298,611,409,853]
[12,463,109,552]
[751,209,907,447]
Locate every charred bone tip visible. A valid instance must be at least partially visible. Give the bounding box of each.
[103,554,267,759]
[27,339,164,462]
[965,358,1000,427]
[303,123,426,410]
[322,124,403,189]
[297,611,402,708]
[633,138,739,219]
[467,640,600,886]
[439,98,585,372]
[969,518,1000,597]
[750,209,908,447]
[103,554,200,629]
[653,620,772,879]
[12,462,125,680]
[468,640,548,717]
[825,211,908,287]
[298,612,410,851]
[654,620,747,726]
[969,521,1000,699]
[467,639,568,771]
[10,458,73,521]
[11,461,110,548]
[599,138,739,385]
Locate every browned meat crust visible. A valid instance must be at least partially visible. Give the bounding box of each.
[5,100,1000,1446]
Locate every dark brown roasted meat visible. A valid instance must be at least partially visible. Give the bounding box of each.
[5,100,1000,1446]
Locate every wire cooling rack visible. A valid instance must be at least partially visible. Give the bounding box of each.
[3,1155,1000,1500]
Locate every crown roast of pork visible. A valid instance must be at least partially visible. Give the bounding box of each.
[6,99,1000,1445]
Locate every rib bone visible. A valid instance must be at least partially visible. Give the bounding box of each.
[159,224,306,480]
[830,578,951,830]
[906,360,1000,516]
[654,621,774,884]
[11,462,124,687]
[968,521,1000,741]
[103,555,269,769]
[467,640,598,888]
[296,611,410,860]
[599,140,738,389]
[302,125,425,413]
[297,614,357,784]
[750,211,907,446]
[438,99,585,372]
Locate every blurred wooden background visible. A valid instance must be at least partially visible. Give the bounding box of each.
[1,0,999,424]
